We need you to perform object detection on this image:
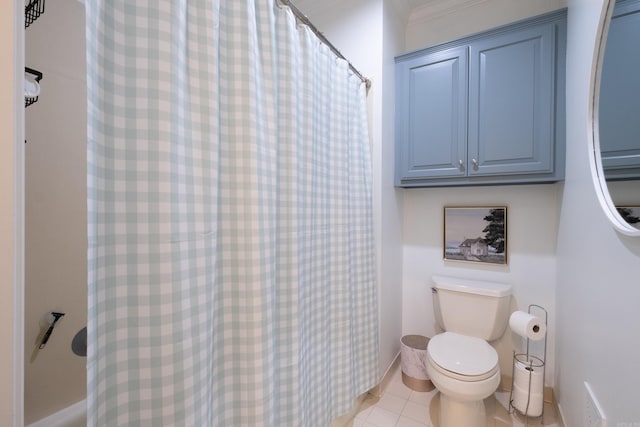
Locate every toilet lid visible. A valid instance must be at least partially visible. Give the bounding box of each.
[427,332,498,378]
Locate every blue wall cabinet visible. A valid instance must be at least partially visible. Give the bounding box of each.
[395,10,566,187]
[598,0,640,180]
[397,46,467,180]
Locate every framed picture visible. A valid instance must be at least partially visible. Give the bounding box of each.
[443,206,507,264]
[616,206,640,229]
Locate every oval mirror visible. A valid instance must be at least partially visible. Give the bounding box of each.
[593,0,640,236]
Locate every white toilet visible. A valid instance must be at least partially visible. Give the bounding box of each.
[425,275,512,427]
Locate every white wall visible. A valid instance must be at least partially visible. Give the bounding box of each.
[379,0,406,378]
[556,1,640,425]
[402,185,560,382]
[293,0,405,379]
[400,1,567,387]
[23,0,87,423]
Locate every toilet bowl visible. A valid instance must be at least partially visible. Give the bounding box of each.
[426,332,500,427]
[426,276,512,427]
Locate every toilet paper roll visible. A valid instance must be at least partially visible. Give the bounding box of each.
[512,360,544,416]
[513,360,544,390]
[509,310,546,341]
[513,384,543,416]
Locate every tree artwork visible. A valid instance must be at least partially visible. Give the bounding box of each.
[617,207,640,225]
[444,207,507,264]
[482,208,505,253]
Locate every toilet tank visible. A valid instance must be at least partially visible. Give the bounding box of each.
[431,275,512,341]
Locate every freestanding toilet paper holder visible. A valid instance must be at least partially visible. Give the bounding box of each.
[508,304,548,425]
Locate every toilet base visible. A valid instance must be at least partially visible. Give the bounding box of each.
[440,392,487,427]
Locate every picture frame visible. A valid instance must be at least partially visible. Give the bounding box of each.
[616,206,640,229]
[443,206,507,265]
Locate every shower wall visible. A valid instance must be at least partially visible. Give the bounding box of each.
[24,0,87,423]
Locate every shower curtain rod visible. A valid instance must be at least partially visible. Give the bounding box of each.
[282,0,372,91]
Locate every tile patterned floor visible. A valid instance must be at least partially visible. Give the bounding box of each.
[331,360,563,427]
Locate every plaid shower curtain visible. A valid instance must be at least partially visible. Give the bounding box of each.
[86,1,378,425]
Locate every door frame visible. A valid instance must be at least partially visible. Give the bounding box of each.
[10,0,25,425]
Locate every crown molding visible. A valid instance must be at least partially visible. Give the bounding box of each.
[408,0,490,26]
[389,0,412,23]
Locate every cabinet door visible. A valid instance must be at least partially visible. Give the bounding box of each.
[599,0,640,178]
[468,24,555,176]
[396,46,467,182]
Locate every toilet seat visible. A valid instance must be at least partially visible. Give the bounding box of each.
[427,332,498,382]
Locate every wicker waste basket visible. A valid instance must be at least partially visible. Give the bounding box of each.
[400,335,434,392]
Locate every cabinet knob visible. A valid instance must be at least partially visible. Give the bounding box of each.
[459,159,464,169]
[472,158,478,168]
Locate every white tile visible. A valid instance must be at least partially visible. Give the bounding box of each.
[355,405,374,421]
[353,418,366,427]
[396,415,429,427]
[387,371,403,387]
[376,393,407,414]
[408,389,436,406]
[484,395,497,418]
[391,368,402,381]
[383,379,412,400]
[401,401,429,423]
[365,407,400,427]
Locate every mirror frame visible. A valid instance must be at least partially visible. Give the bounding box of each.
[591,0,640,236]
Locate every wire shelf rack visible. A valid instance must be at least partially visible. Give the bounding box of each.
[508,304,548,426]
[25,67,43,108]
[25,0,45,28]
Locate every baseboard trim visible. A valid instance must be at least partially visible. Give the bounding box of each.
[375,351,401,397]
[555,400,567,427]
[26,399,86,427]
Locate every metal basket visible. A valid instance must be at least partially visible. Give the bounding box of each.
[25,67,43,108]
[25,0,45,28]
